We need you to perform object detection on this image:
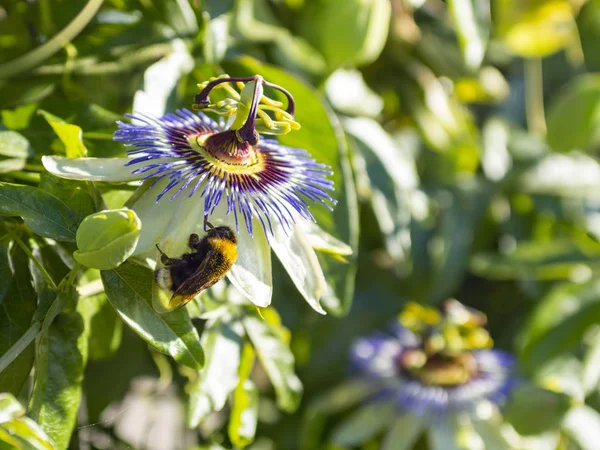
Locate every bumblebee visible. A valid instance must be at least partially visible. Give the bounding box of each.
[154,222,238,310]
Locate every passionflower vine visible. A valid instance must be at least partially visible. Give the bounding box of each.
[42,74,351,313]
[351,300,516,417]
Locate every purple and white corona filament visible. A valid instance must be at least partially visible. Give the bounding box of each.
[114,106,335,238]
[351,300,516,417]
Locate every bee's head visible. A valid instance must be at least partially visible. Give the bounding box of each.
[208,226,237,243]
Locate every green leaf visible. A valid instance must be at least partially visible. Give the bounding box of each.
[101,262,205,370]
[223,57,359,314]
[0,395,53,450]
[39,110,87,158]
[518,280,600,371]
[300,380,378,450]
[38,173,98,223]
[228,343,258,448]
[0,243,36,396]
[29,309,88,450]
[74,208,141,270]
[330,401,395,447]
[1,417,54,450]
[298,0,391,70]
[344,117,417,263]
[381,414,425,450]
[546,75,600,153]
[448,0,489,70]
[243,314,302,412]
[83,293,123,361]
[519,280,600,354]
[0,238,13,306]
[525,300,600,371]
[0,182,79,242]
[0,393,25,424]
[188,318,244,427]
[582,329,600,394]
[233,0,327,75]
[39,287,77,344]
[470,239,600,281]
[0,131,31,158]
[503,384,572,436]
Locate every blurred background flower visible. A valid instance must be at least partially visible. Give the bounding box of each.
[316,300,517,450]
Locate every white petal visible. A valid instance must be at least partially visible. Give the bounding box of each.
[271,223,327,315]
[301,221,353,256]
[428,418,463,450]
[207,202,273,308]
[227,230,273,308]
[42,155,144,182]
[130,179,183,255]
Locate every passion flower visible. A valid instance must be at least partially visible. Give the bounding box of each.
[42,75,351,313]
[351,300,515,416]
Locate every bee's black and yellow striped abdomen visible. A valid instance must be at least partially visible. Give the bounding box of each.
[154,226,238,310]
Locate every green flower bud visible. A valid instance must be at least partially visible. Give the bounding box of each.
[74,208,141,270]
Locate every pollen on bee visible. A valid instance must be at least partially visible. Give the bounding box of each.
[154,268,173,292]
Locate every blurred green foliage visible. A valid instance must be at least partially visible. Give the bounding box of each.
[1,0,600,449]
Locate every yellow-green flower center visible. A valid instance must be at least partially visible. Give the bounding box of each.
[189,131,265,174]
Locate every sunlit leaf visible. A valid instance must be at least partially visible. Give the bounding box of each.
[39,110,87,158]
[546,75,600,153]
[495,0,578,58]
[0,394,53,450]
[101,262,205,370]
[243,314,302,412]
[228,343,258,448]
[188,318,243,427]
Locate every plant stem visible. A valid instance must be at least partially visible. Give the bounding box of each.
[525,58,547,137]
[0,0,105,79]
[6,171,41,184]
[0,322,41,373]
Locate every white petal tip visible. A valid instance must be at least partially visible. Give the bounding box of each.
[41,156,142,182]
[250,298,272,308]
[227,269,273,308]
[309,299,327,315]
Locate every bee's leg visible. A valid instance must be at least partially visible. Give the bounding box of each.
[155,244,173,265]
[189,233,202,250]
[204,216,214,230]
